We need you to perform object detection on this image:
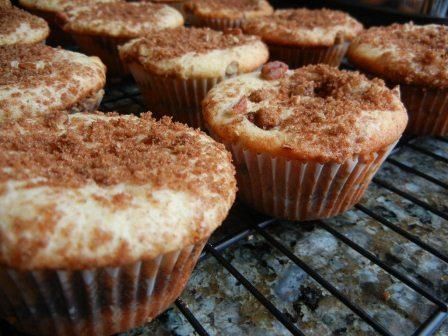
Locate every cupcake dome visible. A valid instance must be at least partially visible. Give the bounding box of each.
[0,112,236,269]
[0,6,49,46]
[347,23,448,88]
[119,27,268,79]
[243,8,363,48]
[61,1,184,39]
[18,0,118,13]
[204,64,407,162]
[203,63,407,220]
[0,44,106,121]
[347,23,448,135]
[0,112,236,335]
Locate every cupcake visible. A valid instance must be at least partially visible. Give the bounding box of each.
[347,23,448,136]
[0,44,106,121]
[61,1,184,77]
[18,0,117,45]
[0,112,236,336]
[242,8,363,68]
[185,0,273,31]
[119,27,268,128]
[203,63,408,221]
[0,6,49,46]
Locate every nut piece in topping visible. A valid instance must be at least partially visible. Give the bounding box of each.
[232,97,248,114]
[261,61,288,80]
[225,61,240,76]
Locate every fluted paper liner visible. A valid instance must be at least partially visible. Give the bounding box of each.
[129,63,226,129]
[189,16,245,30]
[72,34,129,77]
[225,142,396,221]
[0,241,206,336]
[268,42,349,68]
[399,84,448,136]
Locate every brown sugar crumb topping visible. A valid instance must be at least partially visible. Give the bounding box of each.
[0,113,232,199]
[245,8,357,31]
[64,2,167,25]
[353,23,448,87]
[122,27,259,62]
[0,6,46,35]
[238,65,399,160]
[0,44,56,85]
[188,0,267,11]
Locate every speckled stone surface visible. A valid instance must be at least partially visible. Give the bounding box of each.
[0,81,446,336]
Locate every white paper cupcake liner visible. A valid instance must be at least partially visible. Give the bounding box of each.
[189,16,245,30]
[72,34,129,78]
[129,63,225,129]
[223,141,396,221]
[399,84,448,136]
[268,42,349,69]
[0,241,205,336]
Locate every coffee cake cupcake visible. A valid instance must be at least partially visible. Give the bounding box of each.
[242,8,363,68]
[347,23,448,136]
[0,44,106,121]
[61,1,184,77]
[203,63,407,220]
[185,0,273,30]
[0,6,49,46]
[0,112,236,336]
[120,27,268,128]
[18,0,117,45]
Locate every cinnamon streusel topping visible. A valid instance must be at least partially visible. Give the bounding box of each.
[62,1,184,38]
[347,23,448,88]
[0,6,49,45]
[203,64,407,162]
[190,0,266,11]
[0,112,232,196]
[0,44,106,120]
[120,27,260,62]
[243,8,363,46]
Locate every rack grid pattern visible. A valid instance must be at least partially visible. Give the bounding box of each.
[1,78,447,336]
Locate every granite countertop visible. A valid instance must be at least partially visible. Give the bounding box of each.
[123,136,448,336]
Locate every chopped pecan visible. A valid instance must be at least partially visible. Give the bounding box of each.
[232,97,248,114]
[225,61,239,76]
[261,61,289,80]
